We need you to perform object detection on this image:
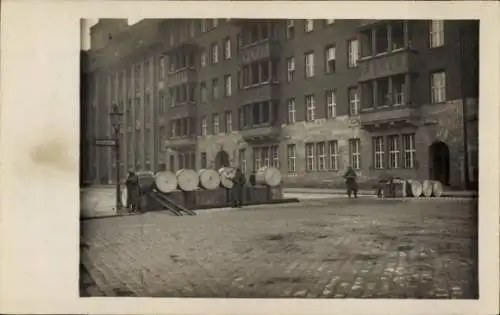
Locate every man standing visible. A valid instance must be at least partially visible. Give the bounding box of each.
[125,171,139,212]
[343,166,358,199]
[231,167,246,208]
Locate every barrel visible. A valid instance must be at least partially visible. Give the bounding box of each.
[198,169,221,190]
[421,180,433,197]
[255,167,282,187]
[431,180,444,197]
[219,167,236,189]
[176,169,199,191]
[406,179,423,197]
[136,171,156,193]
[154,171,178,193]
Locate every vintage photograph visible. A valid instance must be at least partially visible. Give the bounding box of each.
[79,18,479,298]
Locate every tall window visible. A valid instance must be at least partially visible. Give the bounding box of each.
[262,147,270,167]
[287,57,295,82]
[200,82,207,103]
[212,114,220,134]
[286,20,295,39]
[348,87,360,116]
[349,139,361,169]
[287,144,296,173]
[224,75,232,97]
[317,142,327,171]
[201,50,207,68]
[159,56,165,81]
[305,143,315,171]
[239,149,247,174]
[304,19,314,32]
[388,135,400,168]
[325,46,336,73]
[201,19,208,32]
[326,90,336,118]
[271,146,279,168]
[348,39,359,68]
[225,111,232,133]
[287,98,296,123]
[304,52,315,78]
[373,136,385,169]
[224,37,231,59]
[431,71,446,103]
[305,94,316,121]
[253,147,261,170]
[212,78,219,99]
[211,43,219,64]
[328,140,339,170]
[201,116,207,136]
[402,134,416,168]
[429,20,444,48]
[200,152,207,169]
[159,92,166,115]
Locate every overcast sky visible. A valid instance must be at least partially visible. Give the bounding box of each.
[81,18,142,50]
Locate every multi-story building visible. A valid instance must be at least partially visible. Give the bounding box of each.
[82,18,479,189]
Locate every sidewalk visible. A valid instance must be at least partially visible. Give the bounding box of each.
[282,187,478,198]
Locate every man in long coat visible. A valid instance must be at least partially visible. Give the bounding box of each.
[231,167,246,208]
[125,171,139,212]
[343,166,359,199]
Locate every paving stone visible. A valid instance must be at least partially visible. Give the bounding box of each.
[80,198,477,298]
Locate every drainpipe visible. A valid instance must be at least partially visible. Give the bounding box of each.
[459,23,470,190]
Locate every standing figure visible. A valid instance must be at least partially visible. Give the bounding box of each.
[125,171,139,212]
[343,166,359,199]
[231,167,246,208]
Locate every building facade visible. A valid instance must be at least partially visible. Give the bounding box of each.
[82,18,479,189]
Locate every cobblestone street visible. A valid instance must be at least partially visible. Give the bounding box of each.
[80,197,478,299]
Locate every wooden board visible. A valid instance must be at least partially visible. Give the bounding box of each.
[422,180,433,197]
[407,180,423,197]
[219,167,236,189]
[198,169,221,190]
[155,171,178,193]
[176,169,199,191]
[255,167,282,187]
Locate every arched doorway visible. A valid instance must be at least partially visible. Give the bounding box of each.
[429,141,450,185]
[214,150,230,169]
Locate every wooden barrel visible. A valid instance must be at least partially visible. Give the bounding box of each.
[136,171,156,193]
[431,180,444,197]
[421,180,433,197]
[255,167,282,187]
[406,180,423,197]
[198,169,221,190]
[176,169,199,192]
[219,167,236,189]
[154,171,178,193]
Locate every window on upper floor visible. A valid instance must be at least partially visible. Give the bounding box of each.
[430,71,446,103]
[304,19,314,33]
[224,37,231,60]
[326,90,336,119]
[325,45,336,74]
[287,98,296,124]
[224,75,232,97]
[429,20,444,48]
[211,43,219,64]
[305,94,315,121]
[304,52,315,78]
[348,87,360,116]
[212,78,219,99]
[286,20,295,39]
[287,57,295,82]
[347,39,359,68]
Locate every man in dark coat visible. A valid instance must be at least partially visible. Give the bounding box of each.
[343,166,358,199]
[231,167,246,208]
[125,171,139,212]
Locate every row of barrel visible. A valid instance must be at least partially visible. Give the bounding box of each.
[138,166,282,194]
[404,179,445,197]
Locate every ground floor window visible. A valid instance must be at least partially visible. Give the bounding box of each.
[253,145,279,170]
[373,136,384,169]
[305,143,315,171]
[238,149,247,174]
[349,139,361,169]
[402,134,416,168]
[287,144,296,173]
[328,140,339,170]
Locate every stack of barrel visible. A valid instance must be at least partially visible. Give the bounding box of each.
[405,179,444,198]
[149,166,282,194]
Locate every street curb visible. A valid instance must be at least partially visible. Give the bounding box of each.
[283,190,477,198]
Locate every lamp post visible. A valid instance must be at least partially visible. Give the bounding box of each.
[109,104,124,212]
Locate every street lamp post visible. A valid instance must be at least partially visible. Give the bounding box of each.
[109,104,124,212]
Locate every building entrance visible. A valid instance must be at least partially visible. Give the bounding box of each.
[214,150,230,169]
[429,141,450,185]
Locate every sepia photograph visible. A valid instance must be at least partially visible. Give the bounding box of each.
[78,18,480,299]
